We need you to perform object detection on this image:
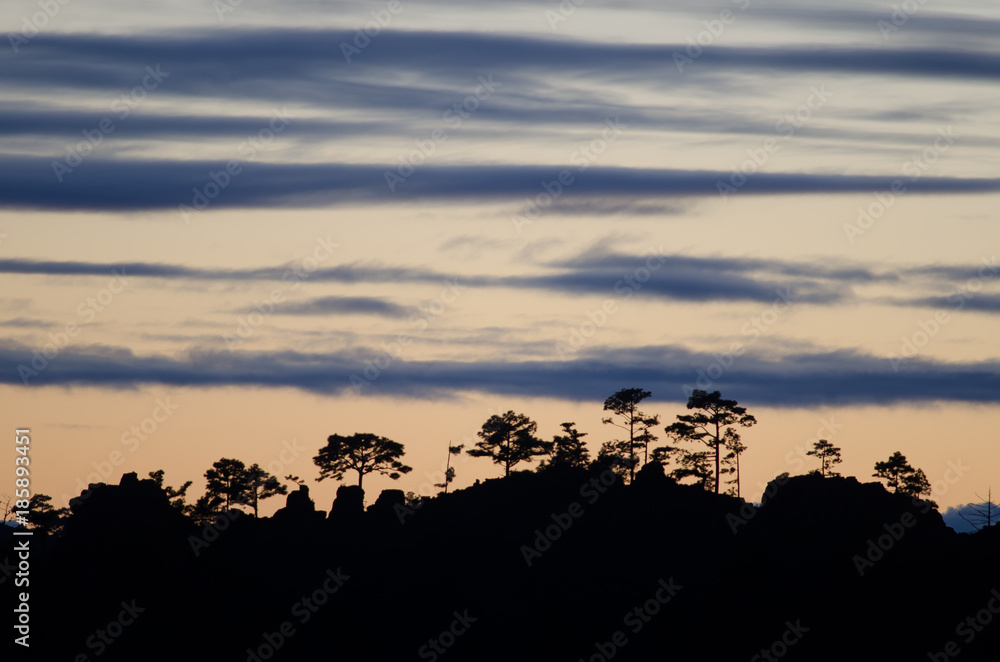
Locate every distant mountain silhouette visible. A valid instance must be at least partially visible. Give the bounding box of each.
[5,468,999,661]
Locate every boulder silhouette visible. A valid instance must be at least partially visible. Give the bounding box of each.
[273,484,325,523]
[367,488,405,523]
[329,484,365,523]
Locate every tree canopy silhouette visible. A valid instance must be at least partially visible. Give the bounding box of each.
[26,493,68,535]
[662,389,756,494]
[602,388,660,482]
[807,439,843,478]
[467,410,550,477]
[149,469,193,512]
[541,422,591,471]
[435,443,464,493]
[873,451,931,498]
[314,432,412,490]
[205,458,252,511]
[244,463,288,517]
[201,459,289,517]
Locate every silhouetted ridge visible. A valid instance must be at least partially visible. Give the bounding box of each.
[7,469,999,661]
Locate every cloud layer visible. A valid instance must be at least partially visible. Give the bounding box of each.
[3,158,999,211]
[5,341,1000,407]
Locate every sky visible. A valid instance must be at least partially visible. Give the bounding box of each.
[2,0,999,517]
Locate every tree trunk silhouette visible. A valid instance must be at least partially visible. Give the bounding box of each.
[735,450,741,498]
[629,414,635,482]
[714,419,721,495]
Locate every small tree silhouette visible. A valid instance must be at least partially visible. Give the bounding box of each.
[26,494,69,535]
[149,469,193,512]
[205,458,252,511]
[190,493,225,524]
[723,438,747,497]
[541,422,591,471]
[602,388,660,482]
[434,443,464,494]
[1,493,14,522]
[806,439,843,477]
[467,411,550,477]
[873,451,931,497]
[314,432,412,490]
[957,488,999,531]
[663,390,756,494]
[653,444,712,489]
[244,464,288,518]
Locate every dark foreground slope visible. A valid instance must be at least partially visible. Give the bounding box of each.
[5,467,999,661]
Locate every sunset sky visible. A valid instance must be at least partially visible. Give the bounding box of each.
[2,0,999,517]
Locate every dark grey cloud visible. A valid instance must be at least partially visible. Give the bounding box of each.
[541,199,690,217]
[504,269,844,305]
[901,260,1000,282]
[0,257,448,284]
[269,295,411,318]
[0,317,57,329]
[4,251,995,308]
[553,250,889,283]
[3,341,1000,407]
[0,108,397,140]
[892,294,1000,314]
[5,30,999,98]
[0,251,862,306]
[2,103,975,151]
[3,157,999,211]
